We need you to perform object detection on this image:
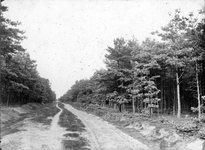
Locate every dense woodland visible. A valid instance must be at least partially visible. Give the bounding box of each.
[59,9,205,118]
[0,2,56,105]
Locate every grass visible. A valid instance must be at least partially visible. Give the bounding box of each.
[1,126,22,137]
[30,102,60,125]
[67,102,205,150]
[64,133,80,138]
[62,139,89,150]
[58,103,90,150]
[2,102,90,149]
[1,102,60,137]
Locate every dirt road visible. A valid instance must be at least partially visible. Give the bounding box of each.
[64,103,150,150]
[2,103,150,150]
[2,103,65,150]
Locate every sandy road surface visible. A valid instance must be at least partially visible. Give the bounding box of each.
[2,103,65,150]
[2,103,150,150]
[64,103,150,150]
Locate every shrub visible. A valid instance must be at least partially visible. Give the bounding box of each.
[175,122,199,135]
[198,127,205,139]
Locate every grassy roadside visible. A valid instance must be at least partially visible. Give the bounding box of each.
[58,103,90,150]
[66,102,204,150]
[64,102,153,147]
[1,102,60,137]
[30,102,60,125]
[1,113,28,137]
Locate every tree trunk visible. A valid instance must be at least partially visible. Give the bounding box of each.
[114,103,117,109]
[163,82,166,113]
[161,76,164,113]
[150,107,153,116]
[157,100,159,117]
[176,72,181,118]
[121,104,124,112]
[119,104,121,112]
[173,82,176,116]
[160,67,166,114]
[7,91,10,106]
[132,98,135,113]
[137,99,140,113]
[139,99,142,113]
[196,62,201,119]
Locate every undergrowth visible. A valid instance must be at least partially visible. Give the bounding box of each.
[30,102,60,125]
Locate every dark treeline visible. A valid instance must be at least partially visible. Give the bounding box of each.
[0,2,56,105]
[60,10,205,118]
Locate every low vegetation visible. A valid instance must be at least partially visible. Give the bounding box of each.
[68,102,205,149]
[1,102,59,137]
[30,102,60,125]
[58,103,90,150]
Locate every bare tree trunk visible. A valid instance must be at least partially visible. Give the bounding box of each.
[121,104,125,112]
[176,72,181,118]
[196,62,201,119]
[163,82,166,113]
[7,91,10,106]
[150,107,153,116]
[139,99,142,113]
[132,98,135,113]
[173,83,176,116]
[161,77,164,113]
[103,100,106,107]
[114,103,117,109]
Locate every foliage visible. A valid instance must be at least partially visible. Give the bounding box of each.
[198,127,205,139]
[0,2,56,105]
[60,8,205,118]
[175,122,199,134]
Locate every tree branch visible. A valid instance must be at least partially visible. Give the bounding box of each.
[178,71,184,80]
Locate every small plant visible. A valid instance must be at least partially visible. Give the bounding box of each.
[192,117,200,124]
[198,127,205,139]
[175,122,199,135]
[158,116,170,124]
[200,116,205,123]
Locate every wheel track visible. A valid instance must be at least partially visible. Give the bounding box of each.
[64,103,150,150]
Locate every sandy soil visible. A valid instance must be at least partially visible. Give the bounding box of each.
[2,104,65,150]
[2,103,150,150]
[64,103,150,150]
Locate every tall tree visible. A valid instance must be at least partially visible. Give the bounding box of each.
[0,2,56,105]
[153,9,197,118]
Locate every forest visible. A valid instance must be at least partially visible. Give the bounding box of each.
[59,9,205,119]
[0,2,56,105]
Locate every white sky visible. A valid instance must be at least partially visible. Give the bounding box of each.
[3,0,204,98]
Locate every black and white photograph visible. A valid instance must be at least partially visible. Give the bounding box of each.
[1,0,205,149]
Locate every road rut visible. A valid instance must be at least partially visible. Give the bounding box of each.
[64,103,150,150]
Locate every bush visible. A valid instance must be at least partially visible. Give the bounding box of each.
[198,127,205,139]
[158,116,170,124]
[200,116,205,123]
[175,122,199,135]
[95,109,107,116]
